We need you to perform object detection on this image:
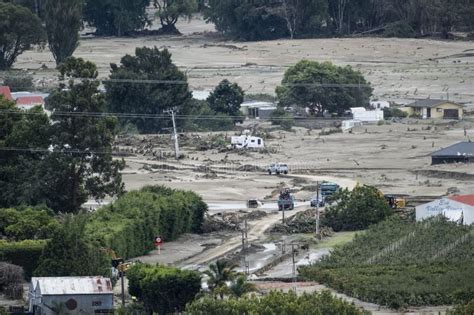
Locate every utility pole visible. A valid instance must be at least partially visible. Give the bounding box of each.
[291,243,298,291]
[167,109,180,160]
[315,181,320,237]
[282,206,285,224]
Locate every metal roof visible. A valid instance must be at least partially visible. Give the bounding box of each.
[0,86,13,101]
[406,99,462,108]
[31,277,113,295]
[448,195,474,207]
[431,142,474,157]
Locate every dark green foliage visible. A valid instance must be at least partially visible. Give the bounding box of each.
[43,0,82,65]
[106,47,193,134]
[83,0,150,36]
[127,263,201,315]
[3,72,34,91]
[277,60,373,116]
[300,217,474,308]
[204,259,238,299]
[86,186,207,258]
[186,290,370,314]
[207,79,244,123]
[383,107,408,119]
[269,107,294,131]
[182,100,235,132]
[34,215,110,277]
[383,21,416,38]
[0,206,59,241]
[0,240,46,279]
[154,0,197,34]
[0,2,46,69]
[322,185,393,231]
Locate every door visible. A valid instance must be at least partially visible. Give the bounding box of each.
[426,108,431,118]
[443,109,459,119]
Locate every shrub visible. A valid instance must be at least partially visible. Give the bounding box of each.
[0,240,46,279]
[448,300,474,315]
[0,207,59,241]
[128,264,201,315]
[270,107,294,131]
[3,73,34,92]
[383,107,408,119]
[383,22,416,38]
[0,262,24,299]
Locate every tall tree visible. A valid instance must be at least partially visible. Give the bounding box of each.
[46,57,124,213]
[207,79,244,123]
[106,47,193,133]
[83,0,150,36]
[0,2,46,70]
[154,0,198,34]
[204,260,238,299]
[43,0,82,65]
[276,60,373,115]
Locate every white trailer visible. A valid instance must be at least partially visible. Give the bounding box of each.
[231,136,264,149]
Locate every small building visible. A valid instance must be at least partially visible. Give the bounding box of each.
[341,119,363,133]
[350,107,384,122]
[431,142,474,165]
[16,96,45,110]
[416,195,474,225]
[403,99,464,119]
[0,86,13,101]
[240,101,276,119]
[192,90,211,101]
[29,277,114,315]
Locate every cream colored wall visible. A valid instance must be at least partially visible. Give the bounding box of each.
[431,102,463,119]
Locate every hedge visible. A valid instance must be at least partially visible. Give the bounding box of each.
[0,240,46,279]
[86,186,207,259]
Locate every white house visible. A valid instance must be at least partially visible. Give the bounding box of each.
[231,135,264,149]
[370,101,390,109]
[29,277,114,315]
[416,195,474,225]
[350,107,384,122]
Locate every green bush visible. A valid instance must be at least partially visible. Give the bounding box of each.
[383,22,416,38]
[186,290,370,314]
[448,300,474,315]
[300,217,474,308]
[128,264,201,315]
[87,186,207,258]
[383,107,408,119]
[0,240,46,279]
[322,185,393,231]
[3,73,34,92]
[270,107,294,131]
[0,206,59,241]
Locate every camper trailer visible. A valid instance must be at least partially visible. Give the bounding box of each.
[231,136,264,149]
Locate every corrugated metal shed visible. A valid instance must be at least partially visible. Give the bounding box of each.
[31,277,113,295]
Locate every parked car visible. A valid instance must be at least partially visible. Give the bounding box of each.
[247,198,263,208]
[310,196,325,207]
[267,163,289,175]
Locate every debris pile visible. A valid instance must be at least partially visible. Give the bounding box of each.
[201,210,268,233]
[271,209,334,235]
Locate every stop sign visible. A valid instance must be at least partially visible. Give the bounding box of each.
[154,236,163,246]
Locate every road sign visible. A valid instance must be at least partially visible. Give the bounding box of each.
[154,236,163,246]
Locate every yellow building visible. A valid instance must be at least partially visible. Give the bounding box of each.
[403,99,464,119]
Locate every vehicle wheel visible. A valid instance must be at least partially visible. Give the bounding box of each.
[278,205,283,211]
[284,171,288,174]
[290,205,294,210]
[268,171,272,175]
[276,171,280,175]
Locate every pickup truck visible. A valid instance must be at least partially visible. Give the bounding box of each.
[267,163,289,175]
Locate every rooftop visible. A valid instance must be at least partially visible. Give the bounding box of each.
[431,142,474,157]
[16,96,44,106]
[406,99,462,108]
[31,277,113,295]
[448,195,474,207]
[0,86,13,101]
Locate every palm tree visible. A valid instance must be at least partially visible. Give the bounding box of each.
[230,275,257,298]
[204,259,238,299]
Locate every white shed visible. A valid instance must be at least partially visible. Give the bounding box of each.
[350,107,384,122]
[29,277,114,315]
[416,195,474,225]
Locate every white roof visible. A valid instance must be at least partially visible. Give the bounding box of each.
[31,277,113,295]
[241,101,275,108]
[192,90,211,100]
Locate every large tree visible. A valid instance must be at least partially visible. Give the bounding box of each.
[276,60,373,116]
[106,47,193,133]
[83,0,150,36]
[0,2,46,70]
[154,0,197,34]
[43,0,82,65]
[207,79,244,123]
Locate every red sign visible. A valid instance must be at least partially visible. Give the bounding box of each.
[154,236,163,246]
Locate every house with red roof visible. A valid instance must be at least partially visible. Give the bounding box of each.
[16,95,45,110]
[0,86,13,101]
[416,195,474,225]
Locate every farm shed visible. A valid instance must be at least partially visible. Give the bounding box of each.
[240,101,276,119]
[403,99,464,119]
[431,142,474,165]
[29,277,114,315]
[416,195,474,225]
